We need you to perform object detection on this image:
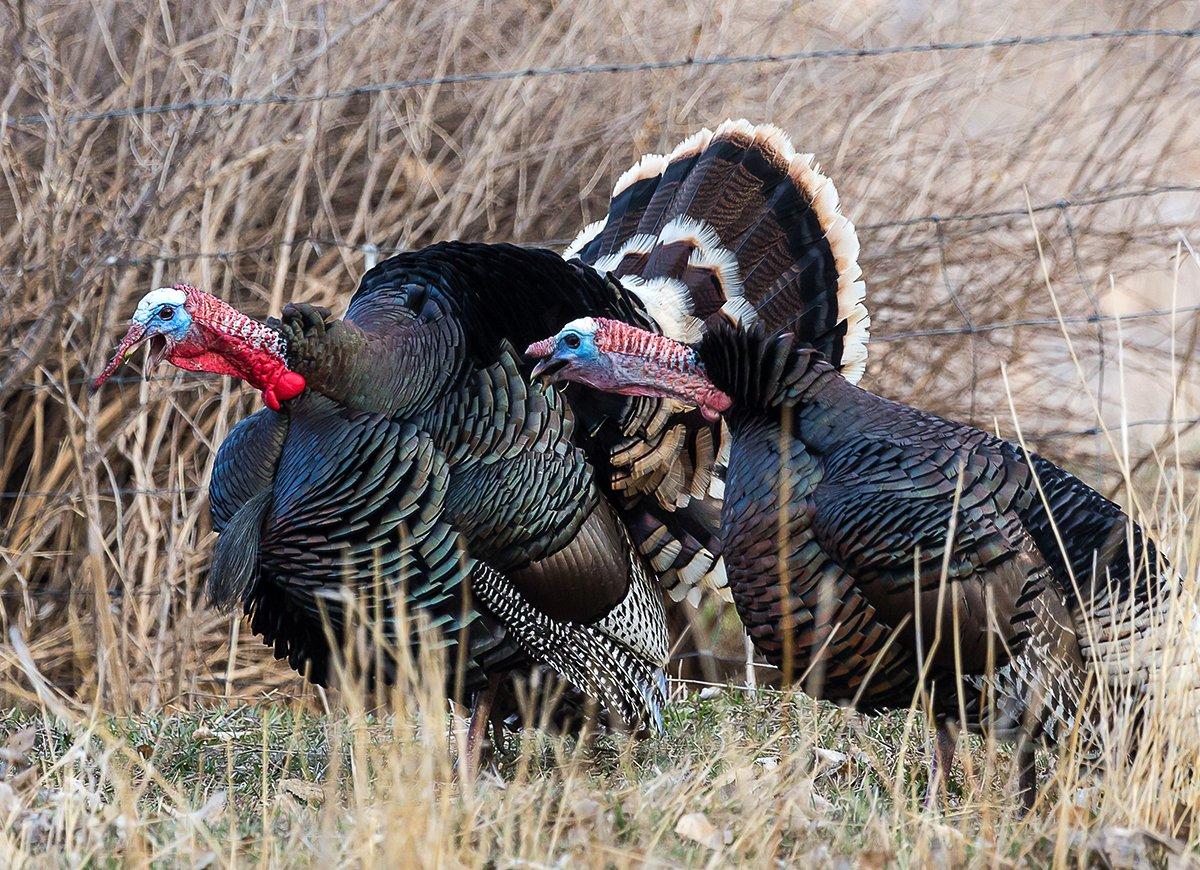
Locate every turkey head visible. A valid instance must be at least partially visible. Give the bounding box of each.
[92,284,306,411]
[527,316,731,421]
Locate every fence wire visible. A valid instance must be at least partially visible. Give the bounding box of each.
[4,181,1199,504]
[8,27,1198,129]
[5,181,1197,278]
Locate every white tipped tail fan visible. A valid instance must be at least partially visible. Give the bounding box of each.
[562,120,869,601]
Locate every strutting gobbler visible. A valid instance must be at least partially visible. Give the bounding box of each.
[527,124,1186,806]
[92,120,867,746]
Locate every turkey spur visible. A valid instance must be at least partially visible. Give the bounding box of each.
[528,147,1183,806]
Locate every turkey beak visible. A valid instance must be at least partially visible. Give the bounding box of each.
[91,322,149,391]
[530,355,568,381]
[525,337,566,381]
[145,334,170,374]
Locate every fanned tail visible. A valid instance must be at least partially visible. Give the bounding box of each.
[566,119,869,381]
[563,121,869,601]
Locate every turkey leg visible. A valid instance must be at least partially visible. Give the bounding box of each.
[466,673,504,770]
[1015,736,1038,813]
[925,719,958,809]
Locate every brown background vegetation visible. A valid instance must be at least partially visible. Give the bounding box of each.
[1,0,1198,712]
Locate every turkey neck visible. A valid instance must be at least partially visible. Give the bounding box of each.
[287,305,465,418]
[710,345,864,456]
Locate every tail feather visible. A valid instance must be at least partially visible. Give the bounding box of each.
[563,119,868,599]
[567,118,869,382]
[471,563,669,733]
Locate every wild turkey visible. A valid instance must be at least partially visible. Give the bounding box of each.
[528,137,1182,805]
[91,265,671,743]
[90,120,857,741]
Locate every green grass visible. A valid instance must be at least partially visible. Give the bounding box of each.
[5,688,1184,867]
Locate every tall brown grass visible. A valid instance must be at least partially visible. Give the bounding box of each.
[1,0,1199,864]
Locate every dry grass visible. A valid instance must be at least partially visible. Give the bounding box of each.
[2,0,1200,865]
[1,624,1200,866]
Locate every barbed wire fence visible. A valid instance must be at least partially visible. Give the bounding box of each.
[2,23,1200,702]
[6,25,1199,130]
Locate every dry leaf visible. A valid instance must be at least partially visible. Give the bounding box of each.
[0,781,18,817]
[275,792,304,814]
[1,727,37,764]
[676,811,723,850]
[733,765,756,792]
[1167,853,1200,870]
[784,777,831,829]
[7,766,37,792]
[1088,827,1152,870]
[195,790,227,820]
[279,779,325,805]
[813,748,848,774]
[1058,801,1093,830]
[570,796,601,825]
[859,849,894,870]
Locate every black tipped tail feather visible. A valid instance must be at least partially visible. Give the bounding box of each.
[472,563,669,732]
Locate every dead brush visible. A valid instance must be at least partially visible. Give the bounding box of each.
[1,0,1200,865]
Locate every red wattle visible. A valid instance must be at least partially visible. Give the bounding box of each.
[260,370,306,410]
[275,370,307,402]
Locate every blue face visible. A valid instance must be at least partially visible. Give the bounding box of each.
[143,302,191,339]
[554,327,600,364]
[529,321,605,384]
[133,289,193,341]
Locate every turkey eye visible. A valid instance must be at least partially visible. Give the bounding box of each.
[563,333,581,349]
[157,305,174,319]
